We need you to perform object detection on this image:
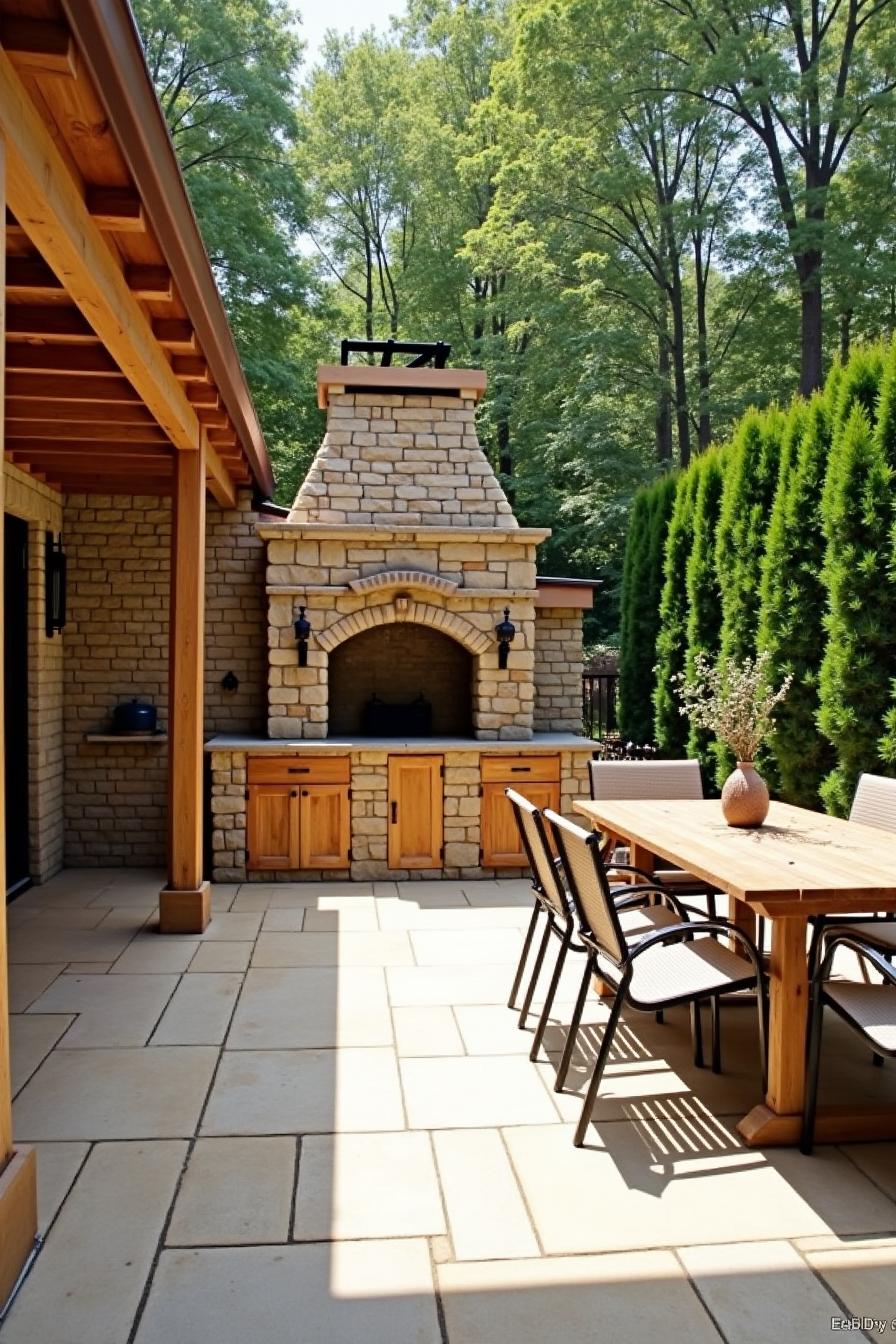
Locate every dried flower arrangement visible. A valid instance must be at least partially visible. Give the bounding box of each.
[672,651,792,764]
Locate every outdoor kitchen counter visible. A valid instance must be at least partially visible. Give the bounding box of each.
[205,733,596,752]
[206,735,595,882]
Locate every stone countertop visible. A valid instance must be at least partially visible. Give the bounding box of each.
[205,733,597,754]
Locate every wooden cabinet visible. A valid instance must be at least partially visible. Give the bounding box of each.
[247,757,350,871]
[247,783,299,870]
[388,755,443,870]
[480,755,561,868]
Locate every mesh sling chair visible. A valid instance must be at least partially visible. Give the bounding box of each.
[807,774,896,980]
[505,789,691,1065]
[545,809,767,1148]
[802,930,896,1154]
[589,759,723,920]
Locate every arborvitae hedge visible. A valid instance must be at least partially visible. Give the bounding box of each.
[616,338,896,808]
[683,448,725,768]
[818,400,896,814]
[713,407,785,780]
[618,474,676,742]
[653,469,699,755]
[758,396,835,806]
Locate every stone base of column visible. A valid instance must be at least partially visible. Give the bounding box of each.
[0,1146,37,1306]
[159,882,211,934]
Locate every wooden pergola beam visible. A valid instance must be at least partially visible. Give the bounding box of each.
[0,128,38,1310]
[86,186,144,232]
[5,304,96,341]
[6,398,158,425]
[0,47,236,504]
[152,318,197,353]
[125,264,172,301]
[5,342,118,376]
[0,18,77,77]
[161,442,210,932]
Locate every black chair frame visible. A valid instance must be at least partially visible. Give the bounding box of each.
[549,819,767,1148]
[802,931,896,1154]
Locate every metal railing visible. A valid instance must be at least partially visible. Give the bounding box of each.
[582,671,619,739]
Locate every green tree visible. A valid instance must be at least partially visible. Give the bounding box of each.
[819,395,896,813]
[618,475,677,741]
[715,406,785,779]
[134,0,312,487]
[655,0,896,394]
[654,467,699,753]
[758,397,833,804]
[684,445,725,767]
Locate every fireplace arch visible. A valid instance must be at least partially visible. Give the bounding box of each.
[328,623,474,737]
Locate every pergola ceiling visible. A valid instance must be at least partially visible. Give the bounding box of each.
[0,1,267,500]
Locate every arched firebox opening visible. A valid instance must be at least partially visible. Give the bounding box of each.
[328,624,474,737]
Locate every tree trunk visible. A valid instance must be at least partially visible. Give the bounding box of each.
[656,316,673,466]
[694,232,712,452]
[668,275,691,467]
[798,249,824,395]
[839,309,852,364]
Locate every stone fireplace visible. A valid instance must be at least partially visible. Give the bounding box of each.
[207,354,596,881]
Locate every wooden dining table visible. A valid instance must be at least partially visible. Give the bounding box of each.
[573,796,896,1147]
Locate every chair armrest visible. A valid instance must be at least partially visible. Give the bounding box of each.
[611,884,692,922]
[606,862,663,886]
[627,917,764,974]
[819,931,896,987]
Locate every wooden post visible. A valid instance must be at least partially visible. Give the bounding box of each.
[765,915,809,1115]
[0,131,38,1306]
[159,437,210,933]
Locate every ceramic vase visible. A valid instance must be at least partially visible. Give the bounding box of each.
[720,761,769,827]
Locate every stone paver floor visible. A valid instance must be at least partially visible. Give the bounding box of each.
[5,868,896,1343]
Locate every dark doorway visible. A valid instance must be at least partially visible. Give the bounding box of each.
[5,515,30,898]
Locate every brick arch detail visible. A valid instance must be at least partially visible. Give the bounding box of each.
[317,601,492,656]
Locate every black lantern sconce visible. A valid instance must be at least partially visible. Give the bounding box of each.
[221,671,239,694]
[45,532,67,637]
[495,606,516,670]
[294,605,312,667]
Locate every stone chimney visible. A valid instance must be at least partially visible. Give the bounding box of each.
[289,364,517,529]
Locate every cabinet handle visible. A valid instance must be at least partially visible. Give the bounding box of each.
[510,766,531,773]
[391,801,398,824]
[302,790,308,797]
[290,790,297,798]
[287,767,310,774]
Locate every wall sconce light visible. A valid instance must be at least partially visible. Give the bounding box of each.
[45,532,67,637]
[495,606,516,670]
[221,671,239,694]
[294,605,312,667]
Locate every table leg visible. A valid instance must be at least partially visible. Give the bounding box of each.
[629,842,656,874]
[738,915,808,1146]
[728,894,756,958]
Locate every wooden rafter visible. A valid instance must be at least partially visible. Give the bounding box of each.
[0,46,236,505]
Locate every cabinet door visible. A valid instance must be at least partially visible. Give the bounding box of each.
[481,781,560,868]
[299,785,350,869]
[388,755,443,870]
[247,784,298,870]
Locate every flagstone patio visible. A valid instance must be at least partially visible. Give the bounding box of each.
[5,869,896,1343]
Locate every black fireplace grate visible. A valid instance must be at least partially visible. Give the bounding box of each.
[361,693,433,737]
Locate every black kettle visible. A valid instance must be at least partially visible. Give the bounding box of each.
[113,699,158,734]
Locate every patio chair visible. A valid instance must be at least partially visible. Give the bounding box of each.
[801,930,896,1154]
[808,774,896,978]
[506,789,691,1065]
[545,808,767,1148]
[589,759,722,920]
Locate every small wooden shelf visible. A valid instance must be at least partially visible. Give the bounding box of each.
[84,733,168,744]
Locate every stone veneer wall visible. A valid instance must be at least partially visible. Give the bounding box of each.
[63,492,266,867]
[3,463,65,881]
[265,530,539,740]
[533,607,585,733]
[210,747,592,882]
[290,392,515,528]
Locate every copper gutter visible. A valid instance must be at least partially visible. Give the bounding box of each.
[59,0,275,497]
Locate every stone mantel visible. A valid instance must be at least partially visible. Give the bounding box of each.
[257,524,552,543]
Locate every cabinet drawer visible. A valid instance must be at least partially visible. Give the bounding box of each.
[480,754,560,784]
[248,756,350,785]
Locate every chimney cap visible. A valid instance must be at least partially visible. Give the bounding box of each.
[316,363,487,409]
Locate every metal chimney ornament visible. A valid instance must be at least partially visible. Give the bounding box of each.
[294,605,312,667]
[495,607,516,670]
